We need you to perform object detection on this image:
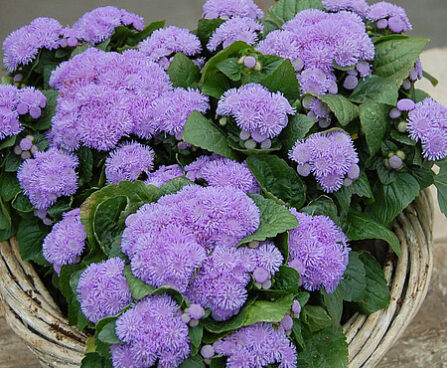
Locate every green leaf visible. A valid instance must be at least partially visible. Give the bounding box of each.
[390,130,416,146]
[243,294,295,326]
[0,135,16,150]
[0,173,21,201]
[246,154,306,208]
[204,299,256,334]
[292,319,305,349]
[301,196,338,222]
[238,194,298,245]
[33,90,58,130]
[350,75,399,105]
[12,193,34,213]
[260,59,300,102]
[77,146,94,185]
[373,37,429,86]
[322,287,344,327]
[197,19,225,45]
[370,172,420,225]
[183,111,238,160]
[344,209,401,257]
[263,0,323,33]
[201,72,230,99]
[359,102,390,156]
[97,321,121,345]
[297,326,348,368]
[16,217,50,265]
[130,20,165,44]
[409,167,434,190]
[5,153,22,172]
[280,114,315,151]
[338,252,366,303]
[0,198,11,230]
[216,58,241,81]
[156,177,194,200]
[301,305,332,333]
[47,196,73,218]
[168,53,201,88]
[189,325,204,356]
[318,94,359,126]
[274,266,300,293]
[435,160,447,216]
[124,265,155,300]
[179,356,206,368]
[354,252,391,315]
[334,172,373,213]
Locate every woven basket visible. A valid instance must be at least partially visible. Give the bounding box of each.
[0,189,434,368]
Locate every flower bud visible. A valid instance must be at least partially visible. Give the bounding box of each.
[244,139,256,150]
[243,56,257,69]
[397,121,407,133]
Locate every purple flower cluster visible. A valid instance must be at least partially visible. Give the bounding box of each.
[17,148,78,209]
[138,26,201,68]
[217,83,295,139]
[290,131,360,192]
[202,0,264,20]
[322,0,370,17]
[367,1,412,33]
[214,323,297,368]
[77,258,132,323]
[113,294,190,368]
[72,6,144,45]
[42,209,86,274]
[49,48,208,150]
[256,9,374,104]
[288,210,350,293]
[185,154,260,193]
[407,98,447,160]
[2,17,63,72]
[0,85,46,140]
[207,17,263,51]
[145,164,184,188]
[105,142,154,184]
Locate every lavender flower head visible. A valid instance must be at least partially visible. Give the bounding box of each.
[77,257,132,324]
[17,148,78,209]
[407,98,447,160]
[138,26,201,67]
[3,17,63,72]
[214,323,297,368]
[105,142,155,184]
[217,83,295,139]
[145,164,184,188]
[130,224,206,292]
[367,1,412,33]
[42,209,86,274]
[0,85,22,139]
[17,87,47,119]
[203,0,264,20]
[322,0,370,17]
[290,131,360,193]
[207,17,263,51]
[288,209,350,293]
[72,6,144,45]
[114,294,190,368]
[185,154,260,194]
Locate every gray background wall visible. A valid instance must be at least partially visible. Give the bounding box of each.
[0,0,445,70]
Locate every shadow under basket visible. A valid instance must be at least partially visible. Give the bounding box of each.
[0,189,434,368]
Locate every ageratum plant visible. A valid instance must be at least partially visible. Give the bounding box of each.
[0,0,446,367]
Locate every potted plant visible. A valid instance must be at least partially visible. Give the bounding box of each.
[0,0,445,367]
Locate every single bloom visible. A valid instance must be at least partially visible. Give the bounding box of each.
[77,258,132,324]
[367,1,412,33]
[202,0,264,20]
[322,0,370,17]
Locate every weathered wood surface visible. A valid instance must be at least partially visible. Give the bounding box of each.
[0,48,446,368]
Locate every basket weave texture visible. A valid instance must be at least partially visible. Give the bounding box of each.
[0,189,434,368]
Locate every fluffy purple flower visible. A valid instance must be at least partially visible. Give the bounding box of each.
[290,131,359,192]
[0,85,22,139]
[72,6,144,45]
[42,209,86,274]
[50,84,133,151]
[130,224,206,292]
[105,142,155,184]
[407,98,447,160]
[203,0,264,20]
[114,294,190,368]
[322,0,370,17]
[17,87,46,119]
[207,17,263,51]
[299,68,336,95]
[185,154,260,193]
[17,148,78,209]
[367,2,412,33]
[145,165,184,188]
[77,258,132,324]
[141,88,209,137]
[138,26,201,66]
[288,210,350,293]
[214,323,297,368]
[252,241,284,275]
[185,246,255,321]
[3,17,63,72]
[256,31,302,69]
[217,83,295,138]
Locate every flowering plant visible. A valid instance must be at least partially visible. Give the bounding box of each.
[1,0,446,367]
